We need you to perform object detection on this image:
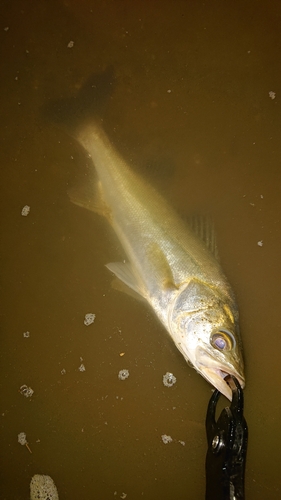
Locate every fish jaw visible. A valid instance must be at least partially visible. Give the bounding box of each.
[194,346,245,400]
[168,281,245,400]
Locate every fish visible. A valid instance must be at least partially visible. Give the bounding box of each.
[46,69,245,400]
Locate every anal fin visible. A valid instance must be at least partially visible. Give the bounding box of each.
[68,179,112,220]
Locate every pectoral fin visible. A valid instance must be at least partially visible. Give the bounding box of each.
[111,277,147,302]
[105,262,146,299]
[147,242,178,290]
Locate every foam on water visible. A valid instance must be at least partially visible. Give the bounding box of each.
[30,475,59,500]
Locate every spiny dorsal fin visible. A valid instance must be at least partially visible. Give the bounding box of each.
[188,215,219,260]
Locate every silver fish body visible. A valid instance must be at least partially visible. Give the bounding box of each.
[69,121,245,400]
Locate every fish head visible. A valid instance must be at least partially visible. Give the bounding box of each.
[168,280,245,400]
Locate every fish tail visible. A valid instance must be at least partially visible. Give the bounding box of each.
[41,66,115,135]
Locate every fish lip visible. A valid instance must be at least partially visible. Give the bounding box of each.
[194,347,245,400]
[213,366,245,389]
[201,366,244,400]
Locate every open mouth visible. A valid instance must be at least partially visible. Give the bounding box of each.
[194,347,245,400]
[202,368,233,399]
[199,364,245,401]
[217,368,245,388]
[217,369,228,379]
[197,358,245,401]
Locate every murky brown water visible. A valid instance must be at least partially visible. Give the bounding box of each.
[1,0,281,498]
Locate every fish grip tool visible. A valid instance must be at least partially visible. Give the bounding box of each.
[205,375,248,500]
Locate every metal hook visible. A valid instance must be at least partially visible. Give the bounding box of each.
[205,375,248,500]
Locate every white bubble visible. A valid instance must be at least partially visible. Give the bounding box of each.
[21,205,30,216]
[118,369,129,381]
[19,384,34,397]
[18,432,27,445]
[23,331,30,338]
[30,475,59,500]
[257,240,263,247]
[163,372,177,387]
[84,313,96,326]
[67,40,74,48]
[18,432,32,453]
[161,434,173,444]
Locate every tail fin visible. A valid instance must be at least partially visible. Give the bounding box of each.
[42,66,115,134]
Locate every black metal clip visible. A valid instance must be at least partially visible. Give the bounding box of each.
[205,375,248,500]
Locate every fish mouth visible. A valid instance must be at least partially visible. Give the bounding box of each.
[195,348,245,400]
[201,366,245,400]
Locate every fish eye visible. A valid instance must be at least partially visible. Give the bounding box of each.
[211,330,235,351]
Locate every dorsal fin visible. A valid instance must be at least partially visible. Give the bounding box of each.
[188,215,219,260]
